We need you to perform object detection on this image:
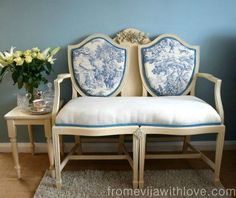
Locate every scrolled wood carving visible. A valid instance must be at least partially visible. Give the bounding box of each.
[114,28,150,45]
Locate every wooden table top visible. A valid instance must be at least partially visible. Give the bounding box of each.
[4,106,52,120]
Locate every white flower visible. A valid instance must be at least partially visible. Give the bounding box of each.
[24,49,31,56]
[14,51,23,57]
[4,46,15,58]
[0,59,7,67]
[32,47,40,52]
[0,46,15,62]
[37,52,44,60]
[3,46,16,58]
[42,48,50,59]
[25,55,32,63]
[14,57,24,66]
[50,47,60,56]
[31,52,37,58]
[0,52,8,67]
[6,56,14,64]
[9,46,15,54]
[47,56,56,64]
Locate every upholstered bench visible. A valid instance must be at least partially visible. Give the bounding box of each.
[52,32,141,189]
[52,29,225,189]
[56,96,220,128]
[137,33,224,188]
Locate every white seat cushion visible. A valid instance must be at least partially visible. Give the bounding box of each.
[55,96,221,128]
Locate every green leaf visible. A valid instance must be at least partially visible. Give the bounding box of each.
[46,63,52,71]
[28,77,33,84]
[0,66,9,82]
[12,72,18,84]
[17,75,23,89]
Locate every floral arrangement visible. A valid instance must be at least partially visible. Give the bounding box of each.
[0,46,60,102]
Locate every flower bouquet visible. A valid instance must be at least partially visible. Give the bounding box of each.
[0,46,60,105]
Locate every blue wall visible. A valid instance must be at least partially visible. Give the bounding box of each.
[0,0,236,142]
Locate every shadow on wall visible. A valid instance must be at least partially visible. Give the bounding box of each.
[196,35,236,140]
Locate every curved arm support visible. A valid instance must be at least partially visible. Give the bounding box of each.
[191,73,224,123]
[52,73,71,125]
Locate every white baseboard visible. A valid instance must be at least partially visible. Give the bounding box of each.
[0,141,235,153]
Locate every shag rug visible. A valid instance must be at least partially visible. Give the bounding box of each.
[34,169,230,198]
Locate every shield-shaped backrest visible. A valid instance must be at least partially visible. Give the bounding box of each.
[139,34,199,96]
[68,34,128,96]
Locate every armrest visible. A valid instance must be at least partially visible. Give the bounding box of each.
[57,73,71,82]
[194,72,224,123]
[196,73,220,83]
[52,73,71,125]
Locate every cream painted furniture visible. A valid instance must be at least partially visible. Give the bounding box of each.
[52,29,225,189]
[137,34,225,188]
[4,106,54,178]
[52,30,150,189]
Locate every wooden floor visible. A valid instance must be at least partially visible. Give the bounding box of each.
[0,151,235,198]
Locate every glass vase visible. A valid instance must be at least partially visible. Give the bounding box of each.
[17,93,31,111]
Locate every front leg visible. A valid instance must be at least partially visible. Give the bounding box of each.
[27,125,35,155]
[44,120,55,177]
[53,130,62,189]
[132,133,139,188]
[7,120,21,179]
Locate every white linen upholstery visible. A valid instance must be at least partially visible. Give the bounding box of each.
[55,96,221,127]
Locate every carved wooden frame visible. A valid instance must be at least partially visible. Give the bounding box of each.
[52,29,225,189]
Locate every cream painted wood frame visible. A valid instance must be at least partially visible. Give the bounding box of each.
[138,34,225,188]
[52,32,145,189]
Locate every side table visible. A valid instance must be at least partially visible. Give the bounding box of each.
[4,107,55,178]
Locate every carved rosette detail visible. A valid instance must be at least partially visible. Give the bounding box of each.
[134,128,143,139]
[115,28,150,45]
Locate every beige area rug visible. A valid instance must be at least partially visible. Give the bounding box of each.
[34,169,231,198]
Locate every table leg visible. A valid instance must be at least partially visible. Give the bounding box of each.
[7,120,21,179]
[44,120,55,177]
[27,125,35,155]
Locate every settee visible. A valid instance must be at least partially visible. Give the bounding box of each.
[52,28,225,189]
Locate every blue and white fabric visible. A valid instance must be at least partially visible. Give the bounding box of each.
[56,96,221,128]
[72,37,126,96]
[141,37,196,96]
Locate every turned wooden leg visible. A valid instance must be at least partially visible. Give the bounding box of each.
[139,132,146,188]
[132,134,139,189]
[27,125,35,155]
[182,135,191,153]
[53,130,62,189]
[7,120,21,179]
[214,128,225,184]
[44,120,55,177]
